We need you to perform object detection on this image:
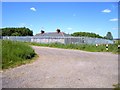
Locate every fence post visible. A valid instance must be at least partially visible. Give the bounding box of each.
[106,44,108,51]
[96,44,98,48]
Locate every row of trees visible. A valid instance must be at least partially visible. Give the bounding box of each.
[71,32,113,40]
[1,27,33,36]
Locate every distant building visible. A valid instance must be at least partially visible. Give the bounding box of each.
[32,29,72,44]
[35,29,71,37]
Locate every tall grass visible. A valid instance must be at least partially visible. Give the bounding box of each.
[27,42,119,54]
[113,83,120,90]
[2,40,36,69]
[0,40,2,69]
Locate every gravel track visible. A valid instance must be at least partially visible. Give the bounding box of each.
[2,46,118,88]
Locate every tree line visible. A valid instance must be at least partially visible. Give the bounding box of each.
[1,27,33,36]
[71,32,113,40]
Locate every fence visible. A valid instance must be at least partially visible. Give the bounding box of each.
[2,36,114,44]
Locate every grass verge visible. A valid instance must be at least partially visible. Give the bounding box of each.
[26,42,120,54]
[0,40,2,70]
[113,83,120,90]
[2,40,37,69]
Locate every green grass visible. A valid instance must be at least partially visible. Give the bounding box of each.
[113,83,120,90]
[0,40,2,69]
[26,42,119,54]
[2,40,36,69]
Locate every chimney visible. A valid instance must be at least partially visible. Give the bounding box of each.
[56,29,60,33]
[41,30,45,34]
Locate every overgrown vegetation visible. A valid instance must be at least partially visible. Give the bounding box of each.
[71,32,103,38]
[113,83,120,90]
[1,27,33,36]
[71,31,113,40]
[0,40,2,69]
[114,39,120,44]
[2,40,36,69]
[27,42,119,54]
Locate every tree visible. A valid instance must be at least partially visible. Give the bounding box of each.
[71,32,104,38]
[11,32,21,36]
[1,27,33,36]
[105,32,113,40]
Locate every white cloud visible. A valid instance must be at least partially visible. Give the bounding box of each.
[102,9,111,13]
[109,18,118,21]
[112,28,118,30]
[30,7,36,11]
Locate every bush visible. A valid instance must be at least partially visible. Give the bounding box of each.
[2,40,36,69]
[113,83,120,90]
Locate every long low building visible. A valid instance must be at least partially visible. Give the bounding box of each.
[2,36,114,44]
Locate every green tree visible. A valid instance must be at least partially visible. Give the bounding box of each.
[105,32,113,40]
[1,27,33,36]
[11,32,21,36]
[71,32,104,38]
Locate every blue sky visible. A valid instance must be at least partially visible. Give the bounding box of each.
[2,2,118,38]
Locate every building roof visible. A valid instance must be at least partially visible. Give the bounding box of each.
[35,32,71,37]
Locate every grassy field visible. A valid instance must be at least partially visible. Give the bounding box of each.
[2,40,36,69]
[27,42,119,54]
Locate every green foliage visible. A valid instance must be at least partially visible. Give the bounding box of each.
[71,32,103,38]
[114,39,120,45]
[1,27,33,36]
[105,32,113,40]
[11,32,21,36]
[27,42,119,54]
[2,40,36,69]
[0,40,2,69]
[113,83,120,90]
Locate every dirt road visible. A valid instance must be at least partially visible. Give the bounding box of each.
[2,46,118,88]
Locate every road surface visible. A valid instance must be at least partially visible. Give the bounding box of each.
[2,46,118,88]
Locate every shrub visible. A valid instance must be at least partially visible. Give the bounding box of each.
[2,40,36,69]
